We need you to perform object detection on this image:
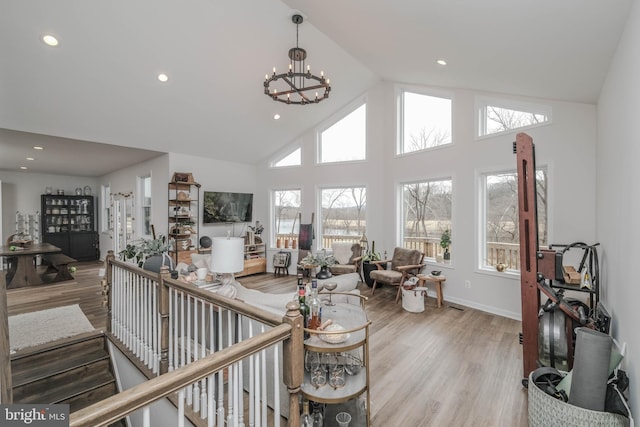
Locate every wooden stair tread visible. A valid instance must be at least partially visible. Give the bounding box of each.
[10,330,104,360]
[14,369,116,405]
[12,347,109,387]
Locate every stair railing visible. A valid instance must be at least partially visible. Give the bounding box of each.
[0,272,12,404]
[88,251,303,427]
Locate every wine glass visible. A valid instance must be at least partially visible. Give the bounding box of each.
[329,352,346,389]
[323,282,338,306]
[309,352,327,388]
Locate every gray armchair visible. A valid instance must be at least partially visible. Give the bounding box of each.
[370,247,424,302]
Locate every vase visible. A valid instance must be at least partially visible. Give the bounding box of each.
[443,249,450,261]
[316,266,332,279]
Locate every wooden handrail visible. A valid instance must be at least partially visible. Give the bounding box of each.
[70,323,293,427]
[0,271,12,403]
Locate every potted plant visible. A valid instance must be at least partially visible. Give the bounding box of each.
[299,251,337,279]
[440,229,451,261]
[361,241,382,287]
[119,234,173,272]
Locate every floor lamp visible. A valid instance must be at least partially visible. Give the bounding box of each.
[210,236,245,298]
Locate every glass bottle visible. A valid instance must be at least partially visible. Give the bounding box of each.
[298,285,310,339]
[301,400,312,427]
[311,402,324,427]
[308,279,322,330]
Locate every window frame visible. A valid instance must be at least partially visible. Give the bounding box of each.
[478,166,549,275]
[395,85,454,156]
[271,188,302,248]
[138,174,152,238]
[316,97,367,165]
[475,96,552,139]
[101,184,111,233]
[398,177,453,264]
[270,145,302,168]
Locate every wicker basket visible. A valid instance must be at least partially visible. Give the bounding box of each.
[528,372,629,427]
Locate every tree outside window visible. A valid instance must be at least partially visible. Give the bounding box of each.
[398,90,452,155]
[272,189,301,247]
[400,179,452,261]
[319,187,366,249]
[482,169,547,271]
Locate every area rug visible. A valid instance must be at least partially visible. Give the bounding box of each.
[9,304,95,353]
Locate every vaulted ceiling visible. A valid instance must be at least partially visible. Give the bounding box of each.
[0,0,633,175]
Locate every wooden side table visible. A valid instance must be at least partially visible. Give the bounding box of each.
[416,274,446,308]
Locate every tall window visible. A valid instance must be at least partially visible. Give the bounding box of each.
[318,103,366,163]
[481,169,547,272]
[319,187,366,250]
[272,147,301,168]
[400,179,452,261]
[101,184,111,232]
[477,98,551,137]
[138,175,152,236]
[272,189,301,247]
[398,89,452,155]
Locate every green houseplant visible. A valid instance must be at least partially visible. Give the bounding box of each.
[440,229,451,261]
[362,241,382,287]
[119,234,170,268]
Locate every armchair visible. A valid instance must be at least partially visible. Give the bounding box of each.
[370,247,424,302]
[329,242,363,281]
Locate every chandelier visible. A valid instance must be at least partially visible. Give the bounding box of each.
[264,14,331,105]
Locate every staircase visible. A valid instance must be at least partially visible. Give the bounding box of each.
[11,330,125,425]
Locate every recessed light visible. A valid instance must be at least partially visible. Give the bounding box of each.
[26,157,35,161]
[158,73,169,82]
[436,59,447,66]
[274,114,281,120]
[42,34,59,47]
[20,166,28,170]
[33,146,44,150]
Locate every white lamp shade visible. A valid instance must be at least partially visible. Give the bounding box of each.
[210,237,245,273]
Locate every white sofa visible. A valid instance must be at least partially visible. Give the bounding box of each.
[233,272,361,315]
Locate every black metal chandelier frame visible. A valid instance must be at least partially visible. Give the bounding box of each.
[264,14,331,105]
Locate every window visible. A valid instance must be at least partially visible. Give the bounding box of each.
[272,147,301,168]
[398,89,452,154]
[481,169,547,272]
[477,98,551,137]
[101,184,111,232]
[272,189,301,247]
[138,175,152,236]
[400,179,452,262]
[319,187,366,250]
[318,103,366,163]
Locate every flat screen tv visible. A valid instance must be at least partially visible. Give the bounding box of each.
[203,191,253,223]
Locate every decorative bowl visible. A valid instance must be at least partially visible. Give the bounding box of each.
[431,270,442,276]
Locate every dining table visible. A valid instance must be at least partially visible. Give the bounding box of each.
[0,243,62,289]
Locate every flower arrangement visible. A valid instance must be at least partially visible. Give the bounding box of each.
[300,251,337,268]
[119,234,169,267]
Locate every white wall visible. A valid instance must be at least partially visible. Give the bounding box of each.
[256,81,597,320]
[0,171,98,239]
[597,0,640,416]
[97,154,170,258]
[168,152,258,241]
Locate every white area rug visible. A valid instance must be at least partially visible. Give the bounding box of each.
[9,304,95,353]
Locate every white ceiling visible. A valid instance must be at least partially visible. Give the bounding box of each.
[0,0,633,176]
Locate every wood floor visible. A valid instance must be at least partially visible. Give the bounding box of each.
[5,263,528,426]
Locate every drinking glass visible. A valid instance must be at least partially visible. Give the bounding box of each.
[309,352,326,388]
[336,412,351,427]
[323,282,338,305]
[329,352,346,389]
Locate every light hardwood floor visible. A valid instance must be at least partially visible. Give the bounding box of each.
[6,262,528,426]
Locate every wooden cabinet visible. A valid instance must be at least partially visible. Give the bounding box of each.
[238,243,266,277]
[41,194,99,261]
[168,175,201,266]
[302,299,371,426]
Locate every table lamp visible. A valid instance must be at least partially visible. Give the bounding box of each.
[210,235,245,298]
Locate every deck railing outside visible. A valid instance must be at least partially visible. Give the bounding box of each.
[275,234,521,270]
